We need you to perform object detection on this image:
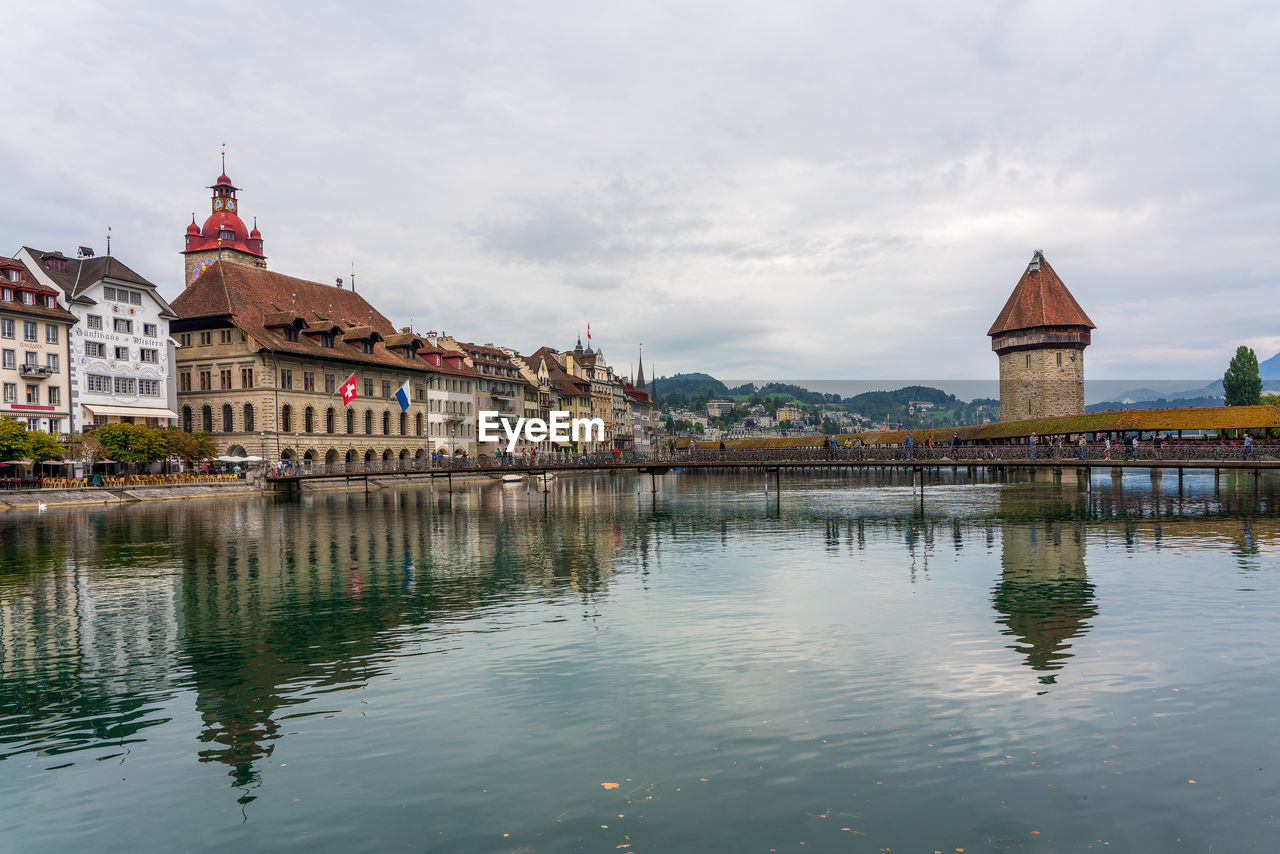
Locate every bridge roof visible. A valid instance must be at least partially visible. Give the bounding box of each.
[682,405,1280,448]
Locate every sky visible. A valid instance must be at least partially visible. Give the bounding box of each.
[3,0,1279,388]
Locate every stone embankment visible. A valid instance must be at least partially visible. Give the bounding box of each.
[0,471,510,510]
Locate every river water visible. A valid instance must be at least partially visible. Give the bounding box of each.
[1,468,1278,852]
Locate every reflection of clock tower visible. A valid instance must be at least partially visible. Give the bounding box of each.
[181,157,267,287]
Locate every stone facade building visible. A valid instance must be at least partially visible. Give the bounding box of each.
[0,256,75,434]
[989,251,1094,421]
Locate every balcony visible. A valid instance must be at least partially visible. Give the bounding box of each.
[18,365,54,379]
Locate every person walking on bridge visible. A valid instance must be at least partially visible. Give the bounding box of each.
[1244,432,1254,461]
[904,434,913,460]
[1029,433,1038,460]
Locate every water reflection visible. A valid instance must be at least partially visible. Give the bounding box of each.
[1,470,1278,804]
[992,521,1095,682]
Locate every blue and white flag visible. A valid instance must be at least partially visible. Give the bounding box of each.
[395,379,411,412]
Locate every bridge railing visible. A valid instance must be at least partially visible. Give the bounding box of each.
[265,442,1280,478]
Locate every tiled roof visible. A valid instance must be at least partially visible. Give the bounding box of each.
[685,405,1280,448]
[0,257,77,323]
[21,246,157,298]
[528,347,591,397]
[170,260,445,373]
[988,253,1094,336]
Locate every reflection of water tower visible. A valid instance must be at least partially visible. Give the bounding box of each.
[991,522,1096,682]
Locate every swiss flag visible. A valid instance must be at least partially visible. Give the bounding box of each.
[340,372,358,406]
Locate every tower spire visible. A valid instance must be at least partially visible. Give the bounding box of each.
[635,344,646,389]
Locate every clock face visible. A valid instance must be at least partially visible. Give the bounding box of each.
[226,199,236,212]
[213,198,224,211]
[195,259,215,280]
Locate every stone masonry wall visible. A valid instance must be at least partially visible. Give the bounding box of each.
[998,347,1085,421]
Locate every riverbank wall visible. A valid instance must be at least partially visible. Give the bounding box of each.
[0,471,515,510]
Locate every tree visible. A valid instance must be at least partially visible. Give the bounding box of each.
[68,432,105,464]
[25,431,65,463]
[0,418,27,460]
[1224,346,1262,406]
[1261,392,1280,408]
[165,430,218,467]
[95,424,167,467]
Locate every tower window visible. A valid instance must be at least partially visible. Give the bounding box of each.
[1025,354,1031,368]
[1056,352,1062,367]
[220,230,235,241]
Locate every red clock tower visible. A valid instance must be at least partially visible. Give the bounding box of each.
[181,157,266,287]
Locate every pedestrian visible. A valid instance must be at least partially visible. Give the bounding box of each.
[1243,432,1254,461]
[719,439,726,460]
[1029,432,1038,460]
[904,434,913,460]
[1104,436,1111,460]
[1130,435,1139,460]
[1077,435,1087,460]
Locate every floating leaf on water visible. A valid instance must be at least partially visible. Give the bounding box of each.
[601,782,620,789]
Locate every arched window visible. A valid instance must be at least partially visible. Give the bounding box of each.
[281,404,292,433]
[181,406,193,433]
[415,413,423,436]
[243,403,255,433]
[222,403,234,433]
[364,409,373,434]
[325,407,335,434]
[399,412,407,436]
[304,406,314,433]
[201,405,213,433]
[346,409,355,434]
[382,411,391,435]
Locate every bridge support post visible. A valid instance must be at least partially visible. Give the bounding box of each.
[651,469,656,494]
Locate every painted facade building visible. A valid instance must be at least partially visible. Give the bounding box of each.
[17,247,178,431]
[0,256,75,434]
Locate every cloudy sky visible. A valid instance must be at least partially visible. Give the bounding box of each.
[4,0,1278,386]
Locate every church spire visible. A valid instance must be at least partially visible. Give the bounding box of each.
[635,345,645,389]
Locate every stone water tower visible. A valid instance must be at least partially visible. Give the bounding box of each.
[988,251,1094,421]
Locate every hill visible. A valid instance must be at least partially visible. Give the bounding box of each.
[652,373,729,400]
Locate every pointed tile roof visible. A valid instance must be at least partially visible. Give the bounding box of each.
[988,252,1094,336]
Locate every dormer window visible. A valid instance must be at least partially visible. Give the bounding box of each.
[361,341,373,354]
[21,291,33,305]
[0,288,10,301]
[283,327,298,342]
[45,257,66,273]
[321,333,334,348]
[3,269,18,283]
[219,230,235,241]
[45,296,55,308]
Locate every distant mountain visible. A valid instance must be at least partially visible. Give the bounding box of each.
[653,372,729,399]
[1260,351,1280,378]
[1086,396,1225,413]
